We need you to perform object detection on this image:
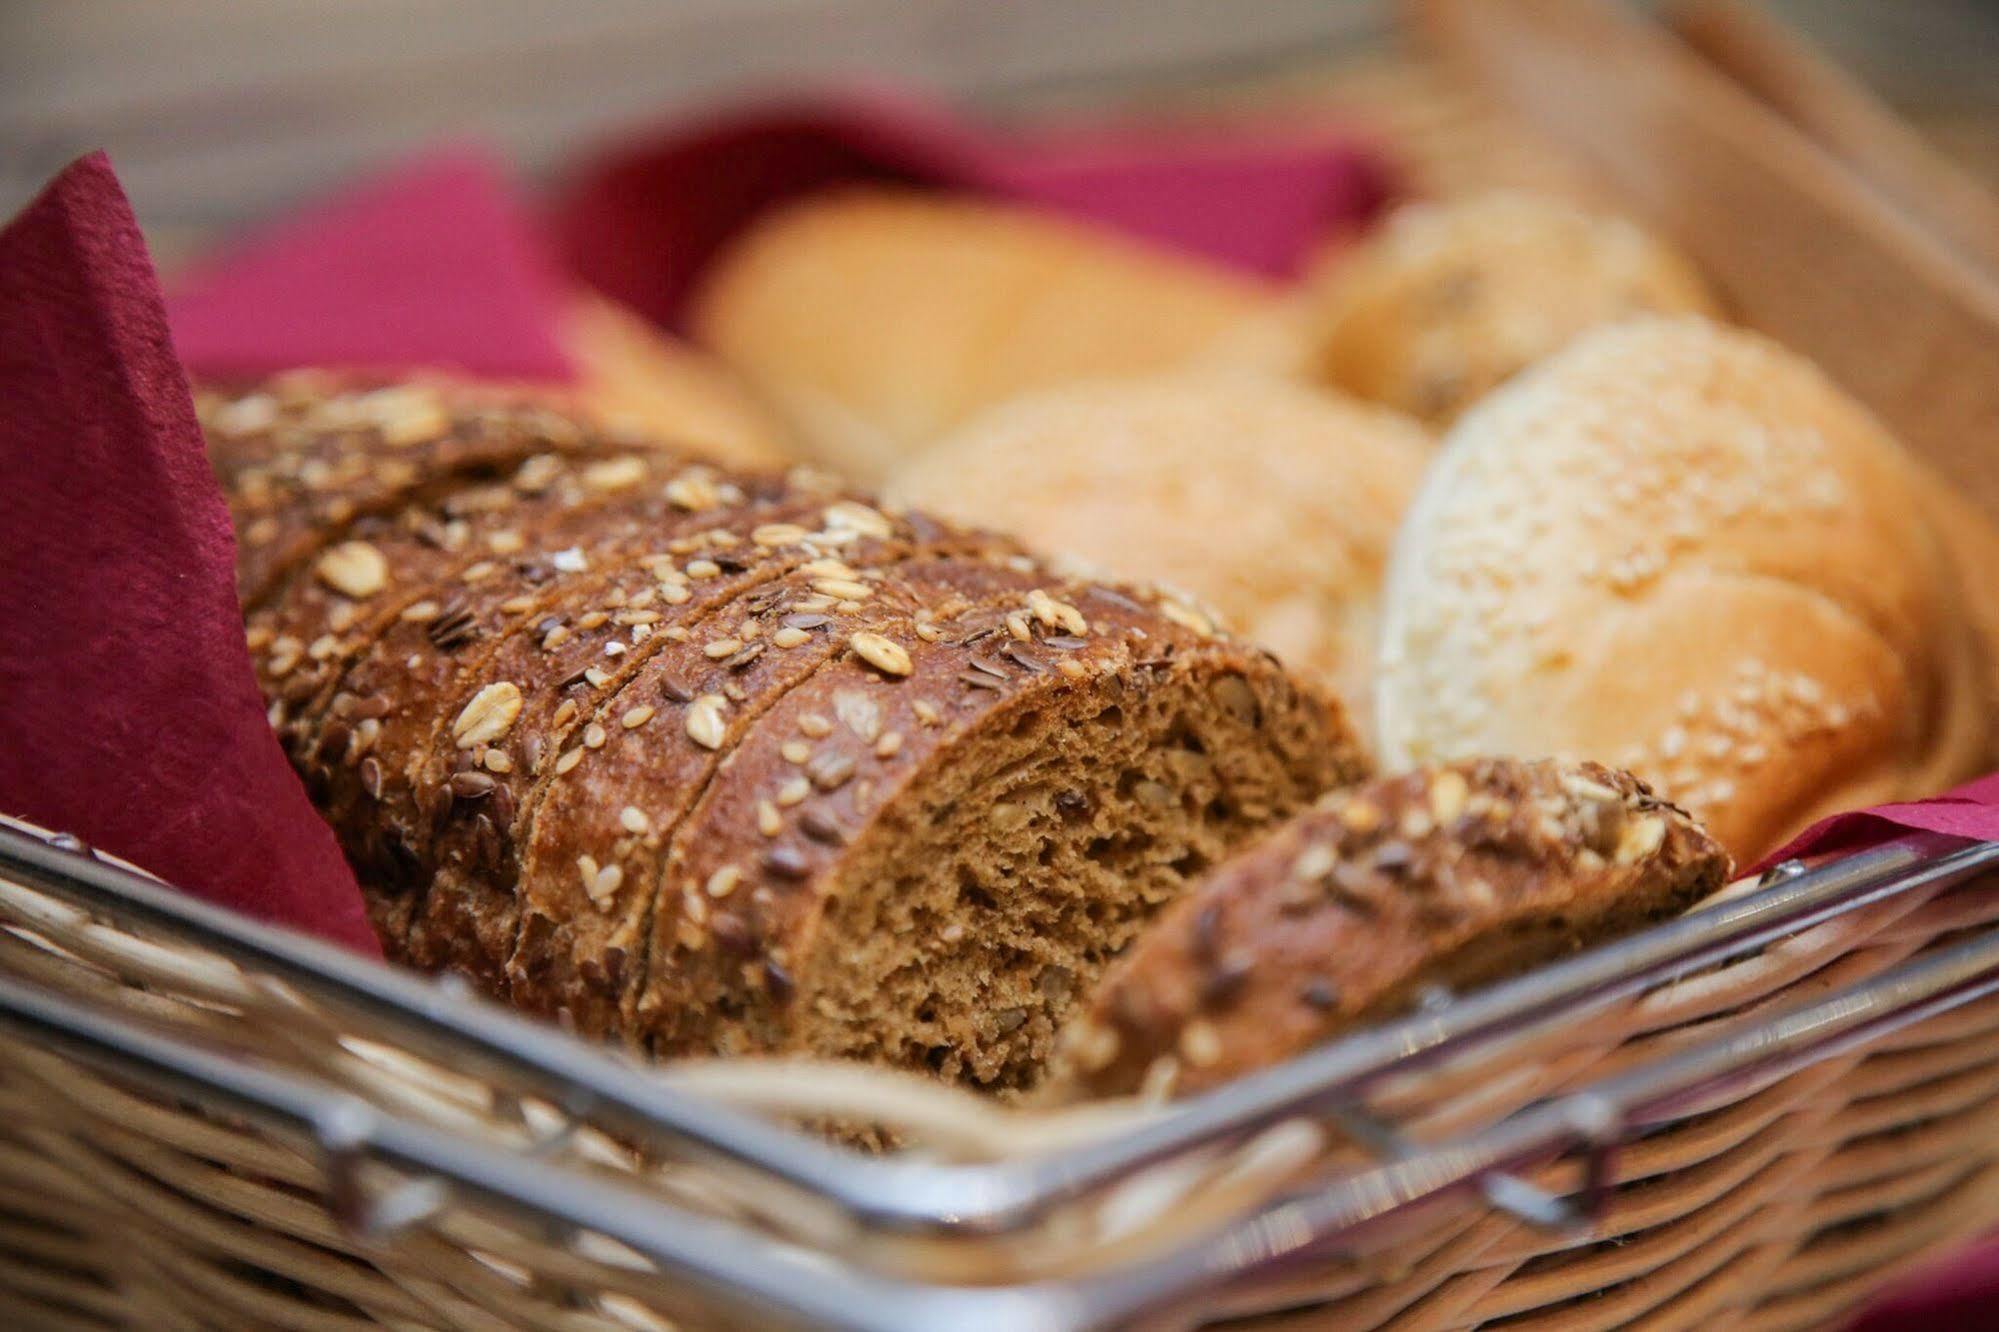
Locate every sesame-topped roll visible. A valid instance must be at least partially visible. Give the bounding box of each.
[1376,317,1991,864]
[1045,758,1728,1102]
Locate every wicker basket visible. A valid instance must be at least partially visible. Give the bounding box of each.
[8,37,1999,1332]
[4,831,1999,1331]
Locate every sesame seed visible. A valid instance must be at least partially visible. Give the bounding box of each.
[685,695,728,749]
[315,541,388,598]
[620,806,650,835]
[822,501,894,538]
[808,752,856,791]
[874,731,903,758]
[582,456,648,492]
[685,559,721,579]
[757,801,782,837]
[772,626,811,649]
[798,714,833,739]
[453,682,523,748]
[752,523,810,547]
[555,747,584,775]
[781,740,811,764]
[776,776,811,806]
[583,723,608,749]
[851,631,912,676]
[482,749,513,774]
[706,865,742,898]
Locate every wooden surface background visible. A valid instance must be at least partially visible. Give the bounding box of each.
[3,1,1998,255]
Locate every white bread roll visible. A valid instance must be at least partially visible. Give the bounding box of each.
[1307,193,1721,424]
[691,191,1277,481]
[889,374,1433,719]
[1376,316,1989,863]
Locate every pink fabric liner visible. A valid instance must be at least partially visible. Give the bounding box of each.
[548,89,1394,331]
[0,154,376,953]
[167,146,576,383]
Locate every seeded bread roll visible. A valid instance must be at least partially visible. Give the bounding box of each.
[1306,193,1721,424]
[207,381,1363,1085]
[1376,317,1991,864]
[889,374,1433,720]
[690,190,1276,481]
[1045,758,1728,1101]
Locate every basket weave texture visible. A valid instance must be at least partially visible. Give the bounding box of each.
[2,853,1998,1330]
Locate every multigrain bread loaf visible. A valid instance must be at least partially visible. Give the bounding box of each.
[889,374,1434,722]
[1045,758,1729,1101]
[1305,193,1721,424]
[690,190,1277,480]
[1376,317,1991,864]
[202,379,1366,1089]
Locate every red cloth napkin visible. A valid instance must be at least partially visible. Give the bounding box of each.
[549,90,1394,332]
[0,153,378,954]
[1752,771,1999,873]
[167,146,574,383]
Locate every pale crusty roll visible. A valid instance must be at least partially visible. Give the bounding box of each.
[1376,316,1990,864]
[889,374,1433,720]
[690,191,1277,481]
[1307,193,1721,424]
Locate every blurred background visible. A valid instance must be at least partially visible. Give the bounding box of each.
[5,0,1999,256]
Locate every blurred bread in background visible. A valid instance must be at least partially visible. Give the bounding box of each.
[561,292,793,469]
[890,373,1432,719]
[1376,316,1989,863]
[1305,192,1721,424]
[691,190,1278,481]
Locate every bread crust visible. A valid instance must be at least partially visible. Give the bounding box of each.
[1046,757,1728,1101]
[1306,193,1720,424]
[890,373,1433,720]
[691,190,1275,479]
[208,379,1364,1083]
[642,578,1362,1085]
[1375,316,1990,863]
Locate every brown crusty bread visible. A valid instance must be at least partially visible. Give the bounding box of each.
[689,190,1278,481]
[1375,317,1992,865]
[888,373,1433,723]
[202,379,1366,1089]
[1044,757,1729,1102]
[1305,193,1721,424]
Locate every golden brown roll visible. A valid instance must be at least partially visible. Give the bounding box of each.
[560,292,793,470]
[690,190,1278,480]
[1375,316,1989,864]
[889,373,1433,719]
[1307,192,1721,424]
